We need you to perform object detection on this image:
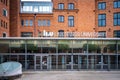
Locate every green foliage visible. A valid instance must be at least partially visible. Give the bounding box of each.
[83,44,101,52]
[58,44,69,51]
[21,44,38,50]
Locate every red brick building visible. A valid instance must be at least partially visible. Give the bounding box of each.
[0,0,120,38]
[0,0,9,37]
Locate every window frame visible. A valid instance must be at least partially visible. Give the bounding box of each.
[114,1,120,8]
[98,14,106,27]
[58,3,64,10]
[58,15,64,22]
[98,2,106,10]
[113,12,120,26]
[98,31,106,38]
[114,30,120,38]
[68,16,74,27]
[68,3,74,10]
[3,8,7,17]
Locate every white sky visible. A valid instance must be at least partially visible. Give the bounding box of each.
[21,0,51,1]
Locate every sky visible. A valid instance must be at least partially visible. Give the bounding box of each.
[21,0,51,1]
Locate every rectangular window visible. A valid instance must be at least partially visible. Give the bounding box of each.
[21,20,24,26]
[98,2,106,10]
[25,20,29,26]
[43,20,47,26]
[68,32,74,37]
[58,16,64,22]
[114,13,120,26]
[3,9,7,16]
[47,20,50,26]
[21,32,33,37]
[114,30,120,38]
[58,3,64,9]
[38,20,42,26]
[68,16,74,27]
[98,31,106,38]
[114,1,120,8]
[98,14,106,27]
[68,3,74,10]
[29,20,33,26]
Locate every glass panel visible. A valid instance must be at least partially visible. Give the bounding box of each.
[102,41,116,54]
[114,2,117,8]
[10,40,25,53]
[27,55,34,69]
[88,55,95,69]
[58,55,66,69]
[95,55,101,69]
[110,55,117,69]
[118,55,120,69]
[114,19,117,26]
[72,40,87,53]
[51,55,56,69]
[37,40,57,53]
[88,41,101,53]
[21,2,53,13]
[58,40,72,53]
[0,40,10,53]
[73,55,78,69]
[26,40,38,53]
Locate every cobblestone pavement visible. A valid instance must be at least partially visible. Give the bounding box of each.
[16,71,120,80]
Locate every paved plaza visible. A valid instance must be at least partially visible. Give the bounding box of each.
[16,71,120,80]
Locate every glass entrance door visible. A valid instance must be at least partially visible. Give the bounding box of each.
[35,55,50,70]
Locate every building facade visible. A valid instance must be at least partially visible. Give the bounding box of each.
[8,0,120,38]
[0,0,9,37]
[0,0,120,71]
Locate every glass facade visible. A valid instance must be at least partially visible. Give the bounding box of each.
[21,1,53,13]
[0,38,120,70]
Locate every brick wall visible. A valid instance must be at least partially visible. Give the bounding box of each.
[0,0,9,37]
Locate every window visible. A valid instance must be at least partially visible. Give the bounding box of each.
[1,20,3,27]
[114,1,120,8]
[38,20,42,26]
[25,20,29,26]
[58,30,64,37]
[29,20,33,26]
[43,20,47,26]
[114,30,120,38]
[58,15,64,22]
[21,32,33,37]
[47,20,50,26]
[68,32,74,37]
[68,16,74,27]
[98,2,106,10]
[3,9,7,16]
[98,31,106,38]
[3,33,6,37]
[21,20,24,26]
[21,2,53,13]
[58,3,64,9]
[114,13,120,26]
[68,3,74,10]
[98,14,106,26]
[38,20,50,27]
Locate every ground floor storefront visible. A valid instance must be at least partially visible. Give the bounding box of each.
[0,54,120,70]
[0,38,120,70]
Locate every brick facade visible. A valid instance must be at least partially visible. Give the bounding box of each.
[0,0,119,38]
[0,0,9,37]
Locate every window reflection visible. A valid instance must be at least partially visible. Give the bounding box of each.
[21,2,53,13]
